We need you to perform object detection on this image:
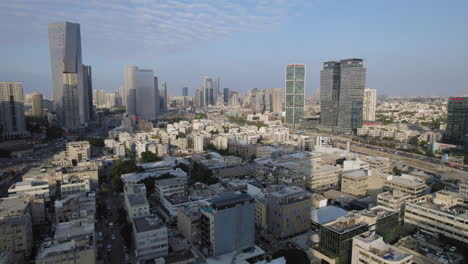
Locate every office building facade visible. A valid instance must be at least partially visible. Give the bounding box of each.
[285,64,305,127]
[159,81,167,112]
[0,82,29,139]
[445,97,468,152]
[124,66,159,120]
[182,87,188,97]
[223,88,229,104]
[320,59,366,133]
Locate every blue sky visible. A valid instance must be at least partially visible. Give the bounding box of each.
[1,0,467,97]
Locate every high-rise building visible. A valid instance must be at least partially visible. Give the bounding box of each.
[363,88,376,121]
[223,88,229,104]
[82,65,94,121]
[199,192,255,257]
[445,97,468,151]
[124,66,159,120]
[182,87,188,97]
[203,77,213,106]
[48,22,92,130]
[0,82,29,139]
[265,88,283,113]
[159,81,167,112]
[31,92,44,117]
[194,88,203,108]
[320,59,366,133]
[285,64,305,127]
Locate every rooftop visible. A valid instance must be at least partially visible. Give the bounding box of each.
[311,206,348,225]
[133,215,165,233]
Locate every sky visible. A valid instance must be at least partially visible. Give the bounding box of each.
[1,0,468,97]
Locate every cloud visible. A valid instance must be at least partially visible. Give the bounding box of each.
[0,0,300,51]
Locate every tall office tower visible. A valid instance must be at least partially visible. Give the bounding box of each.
[363,88,376,121]
[124,66,138,115]
[82,65,94,121]
[285,64,306,127]
[159,81,167,112]
[48,22,90,130]
[182,87,188,97]
[124,66,159,120]
[445,97,468,151]
[194,88,203,108]
[203,77,214,106]
[265,88,283,113]
[320,61,341,129]
[199,192,255,257]
[31,92,44,117]
[251,88,265,113]
[62,73,80,130]
[223,88,229,104]
[229,91,240,106]
[320,59,366,133]
[214,76,220,105]
[0,82,29,139]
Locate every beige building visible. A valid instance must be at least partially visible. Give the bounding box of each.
[404,191,468,243]
[55,192,96,223]
[66,141,91,162]
[341,169,369,197]
[267,186,311,239]
[377,190,412,215]
[460,182,468,196]
[228,141,256,160]
[36,240,95,264]
[363,88,377,122]
[384,175,427,197]
[177,204,201,242]
[308,164,343,190]
[254,194,268,230]
[352,232,413,264]
[0,197,33,260]
[31,92,44,117]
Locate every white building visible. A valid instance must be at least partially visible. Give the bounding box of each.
[194,135,205,153]
[132,215,168,261]
[66,141,91,162]
[352,232,413,264]
[363,88,376,121]
[124,184,150,220]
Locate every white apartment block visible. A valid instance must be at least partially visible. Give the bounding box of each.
[352,232,413,264]
[66,141,91,162]
[363,88,377,122]
[124,184,150,220]
[132,215,168,262]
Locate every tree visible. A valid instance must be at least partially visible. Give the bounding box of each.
[431,182,446,193]
[392,166,403,176]
[176,163,190,173]
[190,162,218,185]
[140,151,161,163]
[87,137,104,147]
[408,136,419,146]
[110,159,144,192]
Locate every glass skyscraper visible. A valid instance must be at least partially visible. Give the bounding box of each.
[320,58,366,133]
[445,97,468,152]
[285,64,305,127]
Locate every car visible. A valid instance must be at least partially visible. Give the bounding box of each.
[109,222,114,229]
[106,245,112,252]
[111,234,116,240]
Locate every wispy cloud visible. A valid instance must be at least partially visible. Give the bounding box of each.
[0,0,301,50]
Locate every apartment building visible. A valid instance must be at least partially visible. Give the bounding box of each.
[404,191,468,243]
[341,170,369,197]
[199,192,255,257]
[133,215,168,262]
[267,186,311,239]
[308,164,343,190]
[66,141,91,162]
[177,204,201,243]
[55,192,96,223]
[383,175,427,197]
[36,240,95,264]
[460,182,468,196]
[228,140,256,160]
[352,232,413,264]
[0,197,33,260]
[124,184,150,220]
[8,180,50,201]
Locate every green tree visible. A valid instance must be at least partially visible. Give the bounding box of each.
[87,137,104,147]
[110,159,144,192]
[431,182,446,193]
[190,162,218,185]
[392,166,403,176]
[140,151,161,163]
[408,136,419,146]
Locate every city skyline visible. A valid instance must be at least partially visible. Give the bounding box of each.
[1,0,468,97]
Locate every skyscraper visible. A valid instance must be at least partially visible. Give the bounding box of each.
[48,22,92,130]
[62,73,80,130]
[285,64,305,127]
[159,81,167,112]
[31,92,44,117]
[203,77,213,106]
[445,97,468,151]
[363,88,377,121]
[320,59,366,133]
[223,88,229,104]
[264,88,283,113]
[182,87,188,97]
[0,82,29,139]
[82,65,94,121]
[124,66,159,120]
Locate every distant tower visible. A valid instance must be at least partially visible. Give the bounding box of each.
[363,88,377,121]
[123,66,159,120]
[285,64,306,127]
[159,81,168,112]
[31,92,44,117]
[182,87,188,97]
[223,88,229,105]
[0,82,29,139]
[203,77,213,106]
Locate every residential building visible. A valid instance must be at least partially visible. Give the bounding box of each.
[228,140,256,160]
[31,92,44,117]
[352,232,413,264]
[341,169,369,197]
[0,82,29,139]
[36,240,95,264]
[55,192,96,223]
[308,164,343,190]
[460,182,468,196]
[177,204,201,243]
[199,192,255,257]
[66,141,91,162]
[133,215,168,261]
[124,184,150,220]
[445,97,468,151]
[0,197,33,260]
[319,59,366,133]
[404,191,468,244]
[267,186,311,239]
[383,174,427,197]
[285,64,305,127]
[194,135,205,153]
[363,88,377,121]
